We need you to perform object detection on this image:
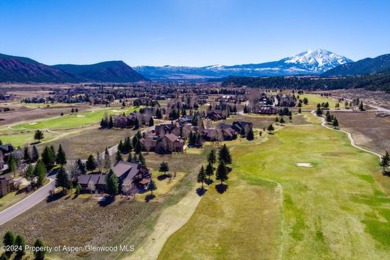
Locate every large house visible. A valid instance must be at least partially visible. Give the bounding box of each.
[0,174,13,197]
[113,161,151,194]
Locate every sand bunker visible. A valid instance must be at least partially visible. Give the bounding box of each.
[111,109,122,113]
[296,163,313,167]
[76,115,85,118]
[29,122,37,125]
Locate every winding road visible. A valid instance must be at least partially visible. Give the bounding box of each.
[0,177,55,226]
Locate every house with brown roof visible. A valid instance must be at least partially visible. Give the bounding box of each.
[156,133,184,154]
[0,174,13,197]
[113,161,151,194]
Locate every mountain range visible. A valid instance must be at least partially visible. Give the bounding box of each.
[0,50,389,83]
[135,49,353,80]
[0,54,146,83]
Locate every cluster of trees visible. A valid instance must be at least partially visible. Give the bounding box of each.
[197,145,232,190]
[188,131,203,147]
[100,113,114,129]
[116,131,145,165]
[34,130,44,142]
[2,231,46,260]
[221,73,390,93]
[324,111,339,129]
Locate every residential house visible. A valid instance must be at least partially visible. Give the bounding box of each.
[0,174,13,197]
[113,161,151,194]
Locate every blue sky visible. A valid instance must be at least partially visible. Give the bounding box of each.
[0,0,389,66]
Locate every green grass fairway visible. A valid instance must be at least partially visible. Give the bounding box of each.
[10,107,136,131]
[299,94,339,110]
[159,123,390,259]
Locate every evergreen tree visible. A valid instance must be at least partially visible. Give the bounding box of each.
[332,117,339,129]
[216,161,228,185]
[8,154,17,178]
[155,108,162,119]
[380,151,390,171]
[105,169,119,196]
[159,161,169,174]
[31,145,39,162]
[206,162,214,182]
[316,107,323,116]
[23,146,31,163]
[218,144,232,164]
[246,127,254,140]
[149,117,154,126]
[76,158,87,175]
[41,146,55,170]
[33,239,46,260]
[118,140,124,154]
[197,166,207,189]
[267,124,274,133]
[147,179,157,196]
[108,116,114,128]
[55,144,67,165]
[55,166,72,191]
[86,155,97,172]
[100,118,107,128]
[34,129,44,142]
[275,117,279,123]
[34,159,47,186]
[134,140,142,154]
[25,164,34,180]
[15,234,26,258]
[298,107,302,113]
[359,101,364,111]
[104,147,111,169]
[3,231,15,257]
[207,149,217,165]
[124,137,132,154]
[50,145,56,156]
[115,150,123,164]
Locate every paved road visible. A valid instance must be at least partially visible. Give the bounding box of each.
[0,177,55,226]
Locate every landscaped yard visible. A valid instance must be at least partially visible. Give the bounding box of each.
[159,117,390,259]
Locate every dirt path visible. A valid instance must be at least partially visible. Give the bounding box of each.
[126,185,202,260]
[312,111,382,159]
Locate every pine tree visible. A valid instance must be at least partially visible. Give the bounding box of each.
[41,146,55,170]
[197,165,206,189]
[34,159,47,186]
[134,140,142,155]
[33,239,46,260]
[105,169,119,196]
[207,149,217,165]
[155,108,162,119]
[115,150,123,164]
[108,116,114,128]
[206,162,214,182]
[55,166,71,191]
[267,124,274,133]
[104,147,111,170]
[359,101,364,111]
[218,144,232,164]
[31,145,39,162]
[147,179,157,196]
[86,154,97,172]
[3,231,15,257]
[332,117,339,129]
[15,234,26,258]
[124,137,132,154]
[118,140,124,153]
[25,164,34,180]
[246,128,254,141]
[34,129,44,142]
[159,161,169,174]
[76,158,86,175]
[380,151,390,171]
[149,117,154,126]
[56,144,67,165]
[216,161,228,184]
[23,146,31,163]
[8,154,17,178]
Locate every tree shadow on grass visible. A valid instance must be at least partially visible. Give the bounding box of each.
[215,183,229,194]
[98,195,115,207]
[145,194,156,202]
[196,187,207,197]
[47,192,66,203]
[157,174,172,181]
[205,178,214,185]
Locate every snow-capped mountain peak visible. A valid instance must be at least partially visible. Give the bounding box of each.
[283,49,353,72]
